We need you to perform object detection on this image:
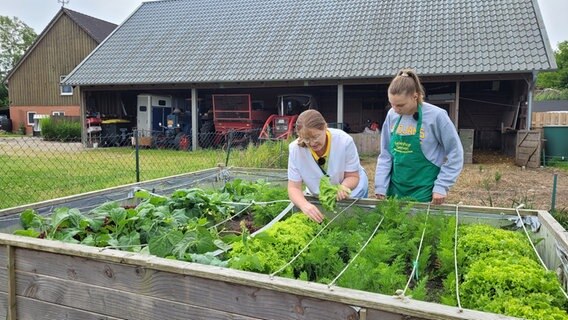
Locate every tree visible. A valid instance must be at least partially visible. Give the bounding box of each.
[537,41,568,89]
[0,82,7,107]
[0,16,37,108]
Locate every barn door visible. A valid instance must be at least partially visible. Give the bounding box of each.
[515,130,541,168]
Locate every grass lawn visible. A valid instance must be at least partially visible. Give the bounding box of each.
[0,132,22,137]
[1,141,288,209]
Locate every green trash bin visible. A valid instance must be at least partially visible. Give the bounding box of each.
[543,125,568,160]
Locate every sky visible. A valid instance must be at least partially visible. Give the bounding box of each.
[0,0,567,51]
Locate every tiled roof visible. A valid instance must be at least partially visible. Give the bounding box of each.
[64,8,117,43]
[64,0,557,86]
[533,99,568,112]
[4,8,116,82]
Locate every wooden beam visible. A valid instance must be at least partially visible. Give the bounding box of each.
[337,84,344,126]
[0,167,219,217]
[317,196,540,217]
[0,234,518,320]
[74,73,532,92]
[15,272,265,320]
[191,88,198,151]
[7,246,15,320]
[455,81,461,129]
[15,295,123,320]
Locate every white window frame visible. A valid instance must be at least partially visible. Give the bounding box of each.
[27,112,36,125]
[52,111,65,116]
[60,75,73,96]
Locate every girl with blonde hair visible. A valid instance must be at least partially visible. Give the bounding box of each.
[288,109,368,223]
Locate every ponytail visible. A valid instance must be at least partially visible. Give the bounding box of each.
[388,68,425,104]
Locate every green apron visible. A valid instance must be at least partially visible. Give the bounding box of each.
[387,105,440,202]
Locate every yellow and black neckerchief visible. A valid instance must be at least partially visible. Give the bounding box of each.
[310,130,331,175]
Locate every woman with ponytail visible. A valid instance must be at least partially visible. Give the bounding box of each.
[374,69,463,204]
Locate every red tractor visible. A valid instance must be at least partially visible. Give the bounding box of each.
[259,94,317,140]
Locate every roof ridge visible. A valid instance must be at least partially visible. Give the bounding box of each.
[63,0,558,86]
[63,8,117,43]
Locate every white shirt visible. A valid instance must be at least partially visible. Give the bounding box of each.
[288,128,368,197]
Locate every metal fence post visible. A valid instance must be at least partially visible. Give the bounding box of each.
[135,129,140,182]
[279,140,283,168]
[551,173,558,212]
[225,130,233,167]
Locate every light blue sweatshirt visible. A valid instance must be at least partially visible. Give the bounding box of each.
[374,102,464,196]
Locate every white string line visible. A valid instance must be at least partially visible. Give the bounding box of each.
[150,172,287,196]
[164,172,235,193]
[269,198,359,279]
[0,216,23,222]
[514,204,568,300]
[327,215,385,289]
[211,200,291,230]
[400,203,431,297]
[133,171,284,200]
[17,193,127,218]
[454,202,463,312]
[5,171,243,225]
[134,194,290,230]
[251,202,294,237]
[221,200,291,206]
[7,179,286,231]
[228,173,288,183]
[148,171,227,194]
[4,170,222,223]
[209,202,295,257]
[229,169,287,178]
[51,172,224,214]
[99,244,148,252]
[0,198,119,223]
[209,203,253,230]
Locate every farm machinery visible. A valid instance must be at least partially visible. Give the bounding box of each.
[199,94,274,148]
[133,93,317,150]
[135,94,192,150]
[258,94,317,140]
[154,107,192,150]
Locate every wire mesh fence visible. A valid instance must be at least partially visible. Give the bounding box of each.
[0,129,289,210]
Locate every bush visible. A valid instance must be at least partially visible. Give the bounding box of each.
[40,117,81,141]
[18,122,26,135]
[534,88,568,101]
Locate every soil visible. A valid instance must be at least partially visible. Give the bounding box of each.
[361,151,568,211]
[223,213,260,234]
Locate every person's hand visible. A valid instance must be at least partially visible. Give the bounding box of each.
[301,203,325,223]
[375,194,386,200]
[431,192,446,205]
[336,185,351,201]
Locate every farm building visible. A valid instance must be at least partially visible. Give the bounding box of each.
[4,8,117,135]
[63,0,556,153]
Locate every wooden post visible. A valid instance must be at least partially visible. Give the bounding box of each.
[337,84,344,128]
[454,81,460,129]
[191,88,198,151]
[359,307,367,320]
[7,245,16,320]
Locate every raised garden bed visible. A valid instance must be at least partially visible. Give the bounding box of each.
[1,167,567,319]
